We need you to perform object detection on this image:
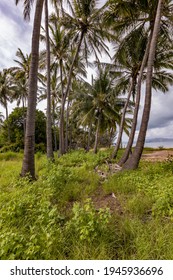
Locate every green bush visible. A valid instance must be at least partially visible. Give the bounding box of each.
[66,199,111,242]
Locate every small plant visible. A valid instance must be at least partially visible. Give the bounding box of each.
[66,199,111,242]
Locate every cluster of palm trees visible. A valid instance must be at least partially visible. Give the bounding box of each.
[1,0,173,179]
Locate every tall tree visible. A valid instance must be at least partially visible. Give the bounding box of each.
[110,27,146,159]
[58,0,111,155]
[15,0,44,179]
[44,0,54,160]
[0,69,15,141]
[72,66,131,153]
[123,0,163,170]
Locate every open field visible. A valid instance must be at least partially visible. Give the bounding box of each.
[1,149,173,260]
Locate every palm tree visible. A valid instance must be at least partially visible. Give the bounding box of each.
[9,48,31,108]
[72,66,132,153]
[119,32,173,166]
[16,0,44,179]
[123,0,163,170]
[44,0,54,160]
[57,0,112,155]
[40,17,87,153]
[0,69,15,141]
[110,26,146,159]
[40,18,73,155]
[106,0,173,167]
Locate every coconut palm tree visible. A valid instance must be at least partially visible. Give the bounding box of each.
[9,48,31,110]
[123,0,163,170]
[40,17,87,153]
[106,0,173,168]
[15,0,44,179]
[57,0,112,155]
[119,32,173,166]
[109,26,147,159]
[40,18,73,155]
[0,69,15,141]
[72,66,132,153]
[44,0,54,160]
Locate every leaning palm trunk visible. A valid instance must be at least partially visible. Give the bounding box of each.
[123,0,163,170]
[118,31,153,166]
[59,31,85,156]
[45,0,54,160]
[21,0,44,179]
[111,76,136,159]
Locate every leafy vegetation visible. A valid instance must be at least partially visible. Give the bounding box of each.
[1,150,173,259]
[1,0,173,262]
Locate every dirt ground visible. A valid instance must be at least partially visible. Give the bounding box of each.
[142,149,173,162]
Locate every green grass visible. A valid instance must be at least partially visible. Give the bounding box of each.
[1,149,173,259]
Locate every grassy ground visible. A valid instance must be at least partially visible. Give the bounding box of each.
[0,149,173,260]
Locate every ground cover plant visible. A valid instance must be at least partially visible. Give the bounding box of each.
[1,149,173,259]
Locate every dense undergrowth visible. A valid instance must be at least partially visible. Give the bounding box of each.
[0,149,173,259]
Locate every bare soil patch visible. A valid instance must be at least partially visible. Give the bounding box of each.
[91,186,123,214]
[142,149,173,162]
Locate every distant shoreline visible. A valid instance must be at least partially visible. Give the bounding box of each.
[122,140,173,149]
[145,138,173,143]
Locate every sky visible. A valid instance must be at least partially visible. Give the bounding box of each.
[0,0,173,144]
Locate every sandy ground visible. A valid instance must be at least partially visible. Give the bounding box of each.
[142,150,173,161]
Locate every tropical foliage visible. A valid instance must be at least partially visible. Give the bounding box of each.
[1,0,173,259]
[0,0,172,175]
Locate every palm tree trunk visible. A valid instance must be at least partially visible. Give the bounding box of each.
[5,100,10,142]
[111,76,136,159]
[94,115,101,154]
[59,31,85,156]
[59,58,65,156]
[45,0,54,160]
[52,98,57,151]
[86,122,92,152]
[123,0,163,170]
[118,30,153,166]
[21,0,44,179]
[109,127,114,148]
[22,97,26,140]
[65,98,70,152]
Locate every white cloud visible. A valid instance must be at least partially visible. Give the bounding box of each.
[0,0,33,69]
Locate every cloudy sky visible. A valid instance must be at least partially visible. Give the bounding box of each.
[0,0,173,143]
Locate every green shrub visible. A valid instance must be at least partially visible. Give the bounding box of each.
[0,143,21,153]
[66,199,111,242]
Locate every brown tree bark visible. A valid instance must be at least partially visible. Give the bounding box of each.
[123,0,163,170]
[111,76,136,159]
[118,31,153,166]
[21,0,44,179]
[45,0,54,160]
[59,31,84,156]
[94,114,101,154]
